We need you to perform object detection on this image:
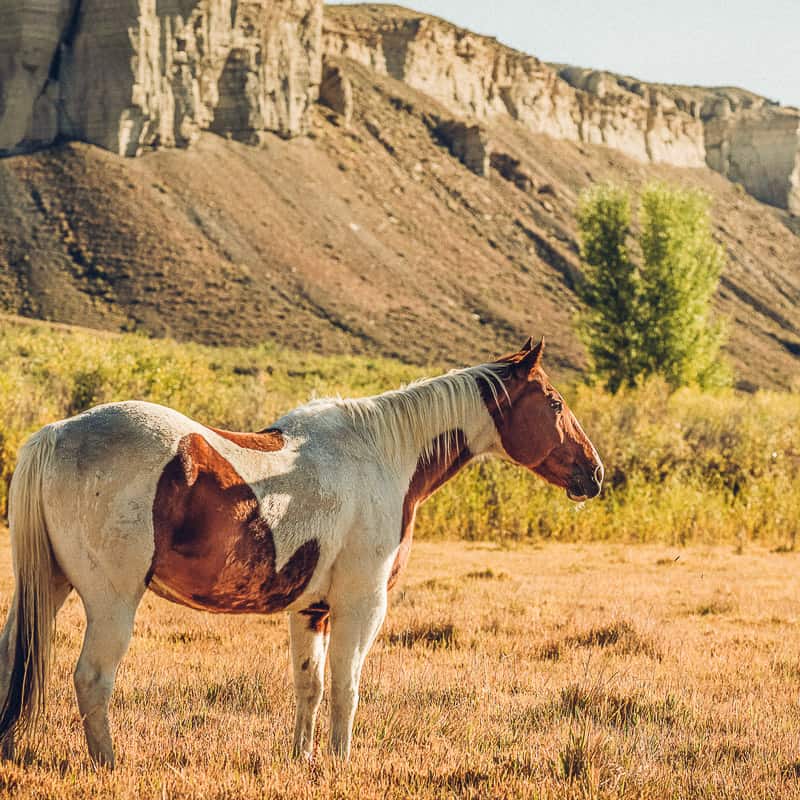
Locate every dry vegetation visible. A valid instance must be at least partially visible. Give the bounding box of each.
[3,539,800,798]
[1,320,799,796]
[1,317,799,547]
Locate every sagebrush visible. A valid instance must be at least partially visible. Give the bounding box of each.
[0,318,798,545]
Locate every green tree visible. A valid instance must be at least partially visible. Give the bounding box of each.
[575,185,644,393]
[576,182,727,392]
[638,184,727,388]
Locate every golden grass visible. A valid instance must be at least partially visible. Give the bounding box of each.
[3,536,800,798]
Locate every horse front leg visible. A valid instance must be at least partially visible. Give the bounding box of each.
[289,609,330,759]
[327,589,387,759]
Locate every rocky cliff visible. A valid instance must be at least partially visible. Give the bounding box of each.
[0,0,323,156]
[322,6,707,169]
[3,2,797,213]
[322,5,800,213]
[703,101,800,215]
[559,69,800,215]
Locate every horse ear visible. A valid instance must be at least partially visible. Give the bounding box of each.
[520,336,534,352]
[516,337,544,374]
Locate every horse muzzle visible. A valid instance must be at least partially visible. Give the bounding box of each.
[567,461,604,502]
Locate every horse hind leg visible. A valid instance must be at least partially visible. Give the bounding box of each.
[73,599,139,768]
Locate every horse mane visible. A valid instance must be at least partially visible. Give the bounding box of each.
[333,364,508,469]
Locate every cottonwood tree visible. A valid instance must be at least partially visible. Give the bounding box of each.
[576,183,727,392]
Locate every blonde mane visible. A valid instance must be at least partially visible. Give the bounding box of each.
[335,364,508,469]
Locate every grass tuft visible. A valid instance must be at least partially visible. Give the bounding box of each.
[464,568,509,580]
[538,620,662,661]
[554,684,685,728]
[424,768,490,792]
[386,622,459,649]
[782,762,800,779]
[166,630,222,645]
[693,598,736,616]
[537,640,564,661]
[553,721,603,792]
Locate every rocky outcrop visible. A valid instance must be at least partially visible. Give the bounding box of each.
[323,5,800,212]
[0,0,77,154]
[433,120,489,176]
[704,103,800,214]
[319,61,353,124]
[0,0,323,156]
[322,7,706,170]
[490,152,534,192]
[561,69,800,213]
[555,67,706,167]
[4,1,798,210]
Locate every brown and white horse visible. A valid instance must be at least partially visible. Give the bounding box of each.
[0,338,602,767]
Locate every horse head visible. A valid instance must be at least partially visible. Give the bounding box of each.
[488,337,603,501]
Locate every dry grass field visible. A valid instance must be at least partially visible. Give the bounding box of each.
[2,535,800,799]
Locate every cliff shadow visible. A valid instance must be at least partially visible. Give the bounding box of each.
[210,49,260,143]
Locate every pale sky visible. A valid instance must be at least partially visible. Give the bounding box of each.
[328,1,800,109]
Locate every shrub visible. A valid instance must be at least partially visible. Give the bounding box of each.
[0,319,798,545]
[577,183,727,391]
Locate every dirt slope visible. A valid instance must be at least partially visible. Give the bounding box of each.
[1,51,799,386]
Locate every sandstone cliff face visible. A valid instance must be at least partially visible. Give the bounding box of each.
[704,103,800,214]
[323,5,799,212]
[0,0,77,154]
[555,67,707,168]
[3,1,798,212]
[322,7,707,170]
[562,70,800,213]
[0,0,322,156]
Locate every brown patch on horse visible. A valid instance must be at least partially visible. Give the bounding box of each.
[208,427,285,452]
[149,433,318,613]
[388,430,471,590]
[299,601,331,635]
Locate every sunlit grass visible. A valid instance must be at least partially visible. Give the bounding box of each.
[2,539,799,798]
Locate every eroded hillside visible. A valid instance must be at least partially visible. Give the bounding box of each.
[0,4,798,387]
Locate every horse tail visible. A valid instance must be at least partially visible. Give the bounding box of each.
[0,425,60,744]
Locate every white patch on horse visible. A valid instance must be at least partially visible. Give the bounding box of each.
[198,428,313,574]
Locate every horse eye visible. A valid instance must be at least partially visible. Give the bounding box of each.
[550,398,563,412]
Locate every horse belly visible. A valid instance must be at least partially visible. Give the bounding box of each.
[149,432,320,614]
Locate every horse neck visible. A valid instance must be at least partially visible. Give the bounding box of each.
[406,429,473,508]
[343,367,501,480]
